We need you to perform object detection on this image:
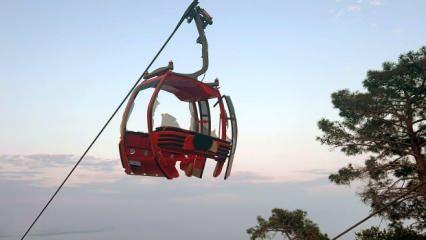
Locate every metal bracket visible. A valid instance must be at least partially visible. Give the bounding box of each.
[181,6,212,79]
[144,3,213,80]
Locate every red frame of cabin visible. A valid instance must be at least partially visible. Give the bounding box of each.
[119,71,236,179]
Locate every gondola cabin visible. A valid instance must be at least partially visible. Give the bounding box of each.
[119,70,237,179]
[119,3,237,180]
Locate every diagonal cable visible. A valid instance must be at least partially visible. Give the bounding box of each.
[331,180,426,240]
[19,1,198,239]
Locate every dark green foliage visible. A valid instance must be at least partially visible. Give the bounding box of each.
[246,208,329,240]
[356,224,426,240]
[329,163,362,184]
[317,47,426,231]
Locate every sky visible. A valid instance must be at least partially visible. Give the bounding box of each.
[1,0,426,239]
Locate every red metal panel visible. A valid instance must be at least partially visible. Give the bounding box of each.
[160,73,220,101]
[119,71,234,179]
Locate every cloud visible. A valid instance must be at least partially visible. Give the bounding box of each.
[332,0,382,18]
[369,0,381,6]
[230,169,333,184]
[0,154,123,187]
[297,168,335,176]
[347,4,362,12]
[0,228,112,239]
[227,171,275,183]
[333,4,362,18]
[392,27,402,34]
[0,154,335,189]
[0,155,278,188]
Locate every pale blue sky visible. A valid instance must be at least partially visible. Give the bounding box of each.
[1,0,426,239]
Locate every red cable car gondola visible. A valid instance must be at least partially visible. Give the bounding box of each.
[118,4,237,179]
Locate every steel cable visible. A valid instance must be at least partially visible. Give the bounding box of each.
[331,181,426,240]
[19,1,198,239]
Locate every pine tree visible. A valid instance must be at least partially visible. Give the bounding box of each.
[317,47,426,231]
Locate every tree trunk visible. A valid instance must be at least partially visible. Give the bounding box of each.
[406,104,426,195]
[284,232,293,240]
[414,154,426,195]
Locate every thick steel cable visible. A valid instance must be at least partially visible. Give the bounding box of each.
[19,1,198,239]
[331,180,426,240]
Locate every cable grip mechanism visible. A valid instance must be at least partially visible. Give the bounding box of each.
[144,3,213,80]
